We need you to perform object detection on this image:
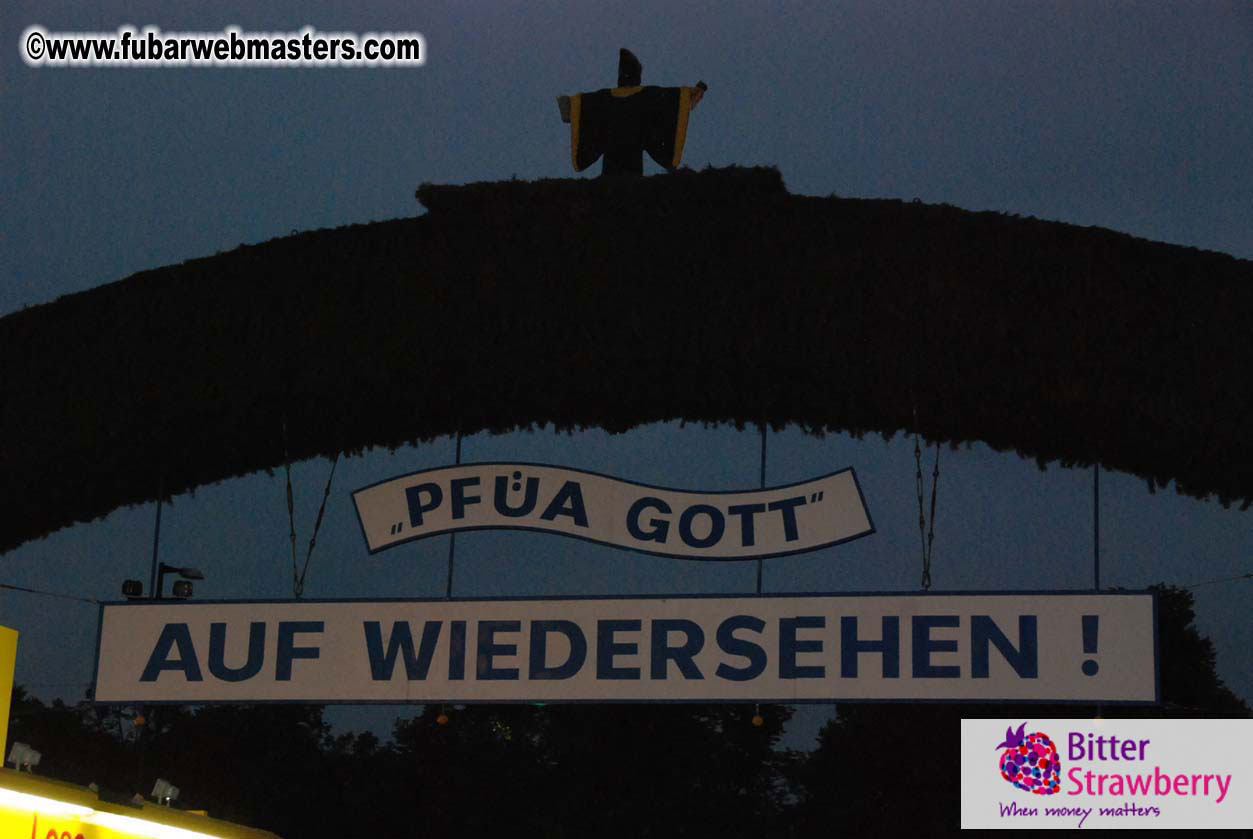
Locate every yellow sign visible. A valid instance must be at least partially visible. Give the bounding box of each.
[0,625,17,761]
[1,768,279,839]
[0,626,276,838]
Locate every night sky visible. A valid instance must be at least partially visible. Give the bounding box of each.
[2,2,1250,747]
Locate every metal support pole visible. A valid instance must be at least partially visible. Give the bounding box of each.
[446,433,462,600]
[149,477,163,599]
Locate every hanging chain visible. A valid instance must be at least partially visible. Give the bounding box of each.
[296,452,339,597]
[446,432,463,600]
[914,413,940,591]
[756,422,766,596]
[282,416,340,598]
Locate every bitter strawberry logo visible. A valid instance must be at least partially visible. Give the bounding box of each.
[996,722,1061,795]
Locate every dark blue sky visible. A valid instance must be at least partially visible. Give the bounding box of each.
[2,2,1250,747]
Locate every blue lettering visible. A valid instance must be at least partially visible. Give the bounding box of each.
[477,620,520,680]
[449,620,466,680]
[650,619,705,680]
[780,616,825,679]
[494,476,539,517]
[207,622,265,682]
[529,620,587,680]
[767,496,807,541]
[840,616,900,678]
[450,477,481,519]
[912,615,960,678]
[971,615,1038,678]
[715,615,767,681]
[597,619,642,680]
[363,620,442,680]
[140,623,203,682]
[727,503,765,547]
[678,504,725,549]
[405,482,442,527]
[275,621,323,681]
[539,481,588,527]
[626,497,670,543]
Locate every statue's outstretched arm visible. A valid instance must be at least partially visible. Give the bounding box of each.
[690,81,707,108]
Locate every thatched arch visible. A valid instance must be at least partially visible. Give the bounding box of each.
[2,167,1249,555]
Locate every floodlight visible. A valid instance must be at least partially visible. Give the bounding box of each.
[154,562,206,599]
[151,778,180,805]
[171,580,194,598]
[6,742,42,771]
[121,580,144,599]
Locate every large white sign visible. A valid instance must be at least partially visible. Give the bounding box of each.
[351,463,874,559]
[93,593,1157,703]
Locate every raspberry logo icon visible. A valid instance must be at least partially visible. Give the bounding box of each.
[995,722,1061,795]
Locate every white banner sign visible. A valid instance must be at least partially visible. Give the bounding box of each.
[351,463,874,559]
[92,593,1157,703]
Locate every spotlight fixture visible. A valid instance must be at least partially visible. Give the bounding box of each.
[121,580,144,599]
[151,778,180,805]
[6,742,42,771]
[171,580,194,599]
[154,562,205,599]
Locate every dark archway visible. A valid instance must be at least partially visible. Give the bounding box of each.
[2,167,1250,555]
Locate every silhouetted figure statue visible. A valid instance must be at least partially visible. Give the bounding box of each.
[557,49,706,176]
